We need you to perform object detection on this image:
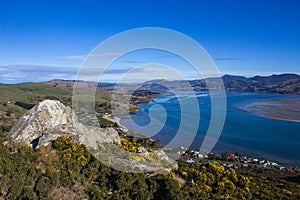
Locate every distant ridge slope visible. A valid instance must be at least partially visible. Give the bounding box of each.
[222,73,300,94]
[46,73,300,94]
[131,74,300,94]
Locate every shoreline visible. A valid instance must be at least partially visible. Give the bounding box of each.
[102,93,300,167]
[102,113,300,167]
[102,114,154,140]
[103,114,300,167]
[245,98,300,123]
[102,114,129,132]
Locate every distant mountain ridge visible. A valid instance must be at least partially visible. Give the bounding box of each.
[221,73,300,94]
[139,73,300,94]
[47,73,300,95]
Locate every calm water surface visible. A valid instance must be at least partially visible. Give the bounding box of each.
[121,92,300,165]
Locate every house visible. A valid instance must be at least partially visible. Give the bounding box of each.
[197,154,204,158]
[259,160,265,164]
[263,165,270,170]
[279,166,286,171]
[271,162,278,166]
[256,165,263,169]
[287,167,294,172]
[294,167,300,172]
[226,164,233,168]
[186,159,195,163]
[180,146,187,150]
[237,164,243,168]
[181,157,188,162]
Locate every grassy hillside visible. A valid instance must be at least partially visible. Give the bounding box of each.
[0,82,70,107]
[0,82,111,131]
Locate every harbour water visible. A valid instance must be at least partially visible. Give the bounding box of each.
[121,92,300,165]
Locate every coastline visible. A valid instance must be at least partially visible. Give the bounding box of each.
[102,114,154,140]
[103,113,300,168]
[102,92,300,167]
[102,114,129,132]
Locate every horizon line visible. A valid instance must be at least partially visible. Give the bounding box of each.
[1,72,300,85]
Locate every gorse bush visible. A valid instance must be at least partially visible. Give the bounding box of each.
[0,133,299,199]
[53,135,90,167]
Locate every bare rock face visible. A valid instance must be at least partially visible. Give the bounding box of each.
[155,150,178,170]
[7,100,120,148]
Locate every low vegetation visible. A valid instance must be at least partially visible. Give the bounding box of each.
[0,132,299,199]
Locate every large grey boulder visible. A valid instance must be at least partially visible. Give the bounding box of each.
[7,100,120,148]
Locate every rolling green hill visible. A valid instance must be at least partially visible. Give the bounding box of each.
[0,82,111,132]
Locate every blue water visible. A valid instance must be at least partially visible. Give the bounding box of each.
[121,92,300,165]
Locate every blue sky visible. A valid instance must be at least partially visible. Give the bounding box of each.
[0,0,300,83]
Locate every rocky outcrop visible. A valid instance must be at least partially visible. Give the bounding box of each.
[6,99,177,173]
[7,100,120,148]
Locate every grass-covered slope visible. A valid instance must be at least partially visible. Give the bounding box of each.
[0,82,112,132]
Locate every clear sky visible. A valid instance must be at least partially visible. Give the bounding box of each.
[0,0,300,83]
